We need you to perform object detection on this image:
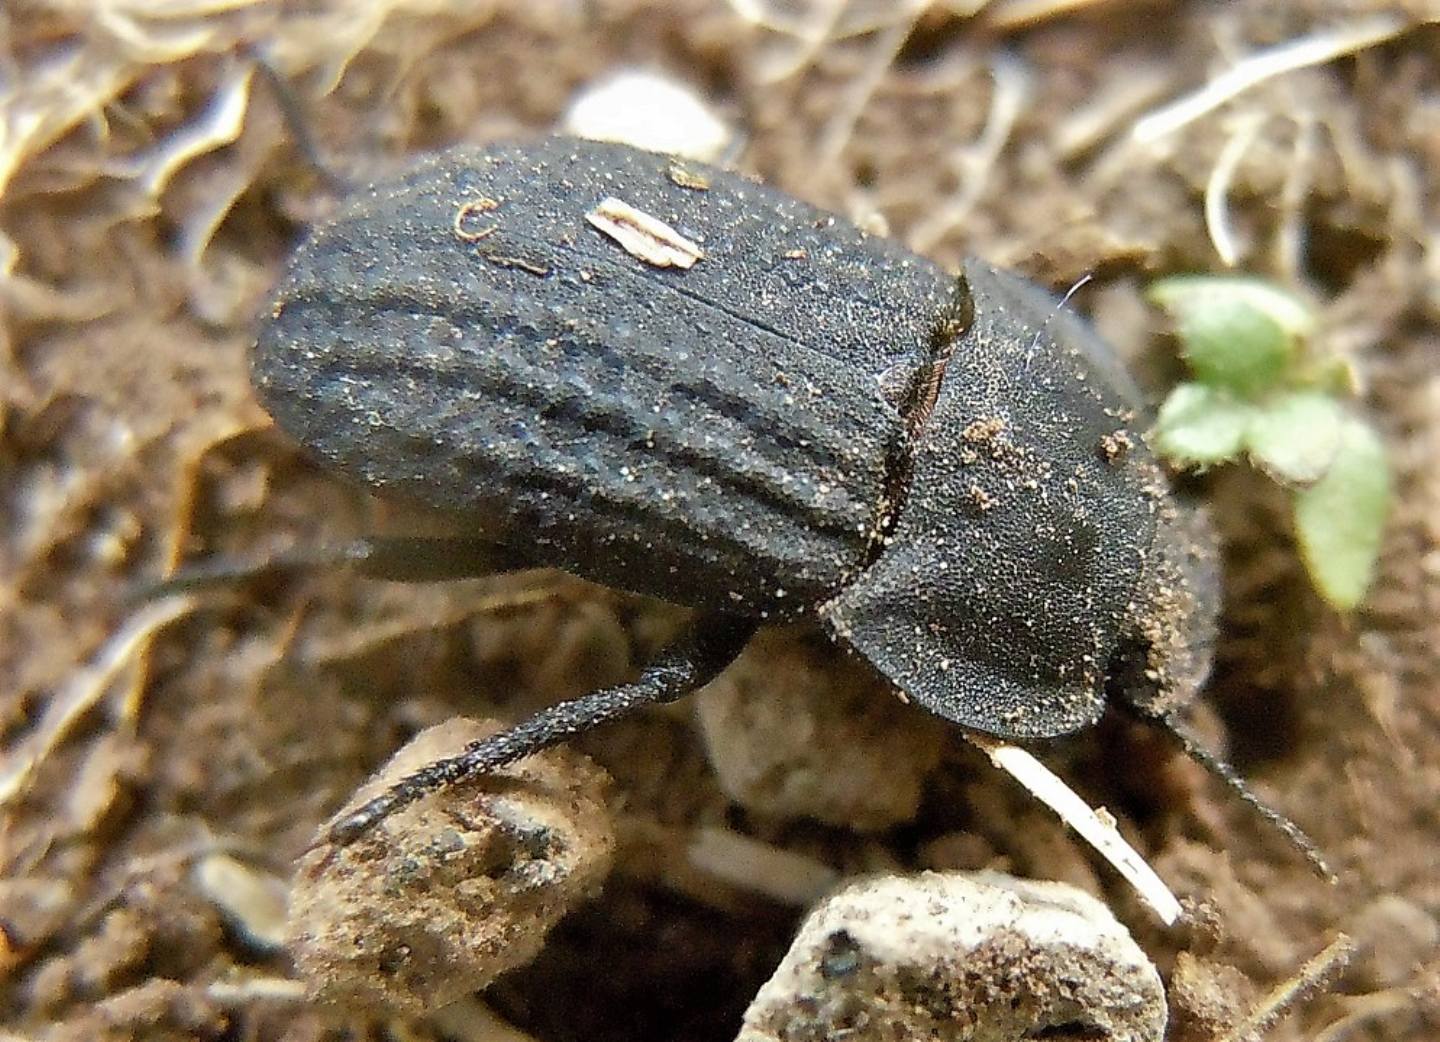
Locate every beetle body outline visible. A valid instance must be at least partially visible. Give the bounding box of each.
[256,138,1214,750]
[240,136,1355,874]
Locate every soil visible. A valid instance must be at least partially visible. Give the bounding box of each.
[2,2,1437,1040]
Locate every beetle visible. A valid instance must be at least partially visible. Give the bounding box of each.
[245,136,1320,868]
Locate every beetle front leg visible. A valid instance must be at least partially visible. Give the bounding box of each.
[324,612,759,847]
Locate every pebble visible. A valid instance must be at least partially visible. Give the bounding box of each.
[737,870,1167,1042]
[287,718,614,1016]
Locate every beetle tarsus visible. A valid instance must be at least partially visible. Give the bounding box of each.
[325,613,758,847]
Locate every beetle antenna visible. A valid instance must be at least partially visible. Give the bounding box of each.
[1152,711,1335,882]
[1024,272,1092,370]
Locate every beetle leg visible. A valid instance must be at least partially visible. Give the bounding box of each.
[324,612,759,847]
[244,44,354,194]
[135,536,532,599]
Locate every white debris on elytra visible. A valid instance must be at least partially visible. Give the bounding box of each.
[586,197,705,269]
[738,871,1168,1042]
[563,69,732,162]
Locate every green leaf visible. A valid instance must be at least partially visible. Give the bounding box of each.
[1153,383,1251,466]
[1244,390,1344,484]
[1149,275,1316,338]
[1292,418,1391,611]
[1148,276,1313,396]
[1304,354,1359,396]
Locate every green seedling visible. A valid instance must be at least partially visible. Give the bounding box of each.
[1148,275,1390,610]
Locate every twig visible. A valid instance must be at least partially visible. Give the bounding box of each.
[1131,15,1411,145]
[967,734,1183,925]
[0,595,195,806]
[728,0,851,83]
[162,419,268,579]
[908,54,1030,253]
[205,977,308,1004]
[132,66,254,197]
[687,826,840,906]
[816,15,916,164]
[1273,113,1319,283]
[428,997,543,1042]
[985,0,1121,31]
[1204,112,1268,266]
[1312,988,1426,1042]
[1054,62,1172,159]
[729,0,934,78]
[1219,933,1358,1042]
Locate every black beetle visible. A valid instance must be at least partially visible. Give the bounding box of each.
[246,136,1318,867]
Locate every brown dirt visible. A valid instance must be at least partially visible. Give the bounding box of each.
[2,1,1437,1040]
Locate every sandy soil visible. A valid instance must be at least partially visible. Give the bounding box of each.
[1,2,1437,1040]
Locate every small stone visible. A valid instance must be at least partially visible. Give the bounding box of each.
[1168,952,1256,1042]
[562,68,732,162]
[737,870,1167,1042]
[287,718,614,1016]
[697,627,945,831]
[192,854,289,954]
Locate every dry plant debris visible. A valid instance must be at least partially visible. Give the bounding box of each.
[2,1,1439,1040]
[967,735,1184,926]
[585,196,707,268]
